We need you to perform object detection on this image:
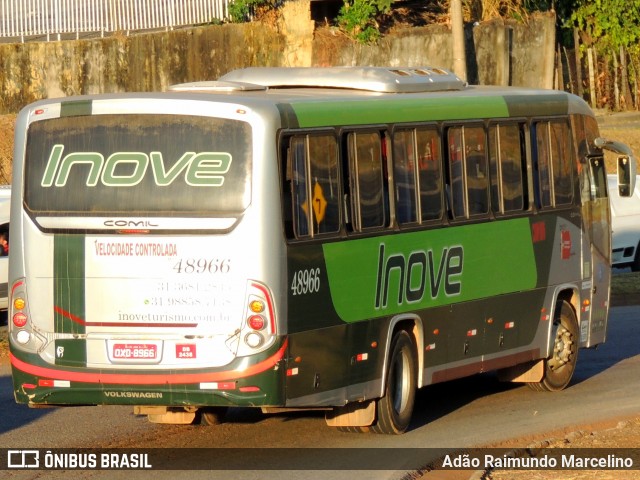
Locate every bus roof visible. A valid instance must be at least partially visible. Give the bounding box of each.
[20,67,595,130]
[167,66,593,126]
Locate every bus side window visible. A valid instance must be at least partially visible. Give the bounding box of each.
[489,123,525,214]
[347,131,388,231]
[416,127,443,222]
[534,122,553,208]
[549,122,574,205]
[392,129,418,224]
[308,135,341,234]
[534,120,574,209]
[290,136,311,238]
[464,126,489,216]
[287,133,341,239]
[447,127,466,219]
[447,125,488,219]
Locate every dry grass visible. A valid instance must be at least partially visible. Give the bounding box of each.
[0,114,14,185]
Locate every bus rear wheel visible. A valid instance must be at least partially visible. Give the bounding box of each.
[371,330,417,434]
[198,407,228,426]
[528,300,579,392]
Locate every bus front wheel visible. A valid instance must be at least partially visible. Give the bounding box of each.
[528,300,579,392]
[372,330,417,434]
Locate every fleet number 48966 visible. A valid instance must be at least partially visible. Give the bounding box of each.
[173,258,231,274]
[291,268,321,296]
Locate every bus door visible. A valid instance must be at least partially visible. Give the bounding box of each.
[582,155,610,347]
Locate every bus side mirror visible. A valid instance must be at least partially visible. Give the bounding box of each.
[617,155,637,197]
[594,137,637,197]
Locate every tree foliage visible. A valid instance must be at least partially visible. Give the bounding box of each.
[566,0,640,52]
[227,0,278,23]
[337,0,392,44]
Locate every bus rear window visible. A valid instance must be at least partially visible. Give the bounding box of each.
[24,114,252,216]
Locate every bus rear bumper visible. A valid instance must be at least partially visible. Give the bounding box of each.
[10,338,287,408]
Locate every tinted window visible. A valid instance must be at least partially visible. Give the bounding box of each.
[393,129,418,224]
[393,127,443,225]
[25,114,252,215]
[489,124,525,214]
[348,131,387,230]
[550,122,573,205]
[416,128,443,221]
[535,121,574,208]
[289,134,340,238]
[447,125,488,219]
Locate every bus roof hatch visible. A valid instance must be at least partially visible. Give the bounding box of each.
[218,66,467,93]
[167,81,267,92]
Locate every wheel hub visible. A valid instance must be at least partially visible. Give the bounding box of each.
[549,325,574,371]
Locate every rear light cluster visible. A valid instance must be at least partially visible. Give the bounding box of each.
[11,280,31,345]
[238,281,276,355]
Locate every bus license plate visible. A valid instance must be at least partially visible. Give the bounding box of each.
[112,343,158,360]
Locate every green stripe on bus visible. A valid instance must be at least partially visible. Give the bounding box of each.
[54,235,87,365]
[289,96,510,128]
[54,235,86,335]
[60,100,92,117]
[322,218,537,322]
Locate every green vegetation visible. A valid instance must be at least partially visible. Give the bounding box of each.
[611,271,640,296]
[227,0,278,23]
[336,0,391,44]
[565,0,640,52]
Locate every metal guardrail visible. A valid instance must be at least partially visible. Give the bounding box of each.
[0,0,231,42]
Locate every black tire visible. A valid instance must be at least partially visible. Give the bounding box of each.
[199,407,228,426]
[371,330,417,434]
[528,300,579,392]
[336,425,370,434]
[632,244,640,272]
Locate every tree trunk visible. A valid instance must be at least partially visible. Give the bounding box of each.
[620,46,631,110]
[574,28,584,98]
[563,46,574,94]
[633,56,640,110]
[556,44,563,90]
[594,49,602,106]
[613,50,620,111]
[587,48,596,108]
[450,0,467,82]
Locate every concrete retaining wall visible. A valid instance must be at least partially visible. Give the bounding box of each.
[0,3,556,114]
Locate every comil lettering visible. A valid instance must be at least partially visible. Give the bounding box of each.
[41,144,232,187]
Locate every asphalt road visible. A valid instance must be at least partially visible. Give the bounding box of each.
[1,304,639,480]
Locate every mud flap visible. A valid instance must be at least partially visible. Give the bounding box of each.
[134,406,197,424]
[496,359,544,383]
[325,400,376,427]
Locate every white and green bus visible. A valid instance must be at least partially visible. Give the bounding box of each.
[9,66,636,434]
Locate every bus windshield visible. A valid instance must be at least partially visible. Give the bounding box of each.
[24,114,252,216]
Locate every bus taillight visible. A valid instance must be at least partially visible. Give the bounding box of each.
[248,315,265,330]
[238,281,277,356]
[10,279,33,346]
[12,312,27,328]
[248,281,276,334]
